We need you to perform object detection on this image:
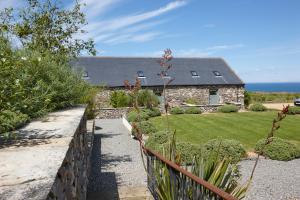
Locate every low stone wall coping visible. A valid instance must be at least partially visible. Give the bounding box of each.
[0,106,87,200]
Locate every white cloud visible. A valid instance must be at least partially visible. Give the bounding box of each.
[76,1,187,45]
[104,31,162,44]
[175,49,213,57]
[87,1,186,33]
[207,44,245,51]
[174,44,245,57]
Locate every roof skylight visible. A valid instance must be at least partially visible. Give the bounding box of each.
[191,71,199,77]
[213,71,222,77]
[137,70,145,78]
[82,71,88,78]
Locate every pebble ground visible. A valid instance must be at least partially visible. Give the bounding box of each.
[239,158,300,200]
[87,119,147,200]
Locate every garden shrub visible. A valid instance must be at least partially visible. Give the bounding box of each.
[0,41,93,133]
[249,103,267,112]
[244,91,251,108]
[287,106,300,115]
[176,142,201,165]
[110,91,130,108]
[0,110,30,134]
[218,105,238,113]
[185,107,202,114]
[255,137,300,161]
[132,121,157,136]
[201,139,247,163]
[127,110,150,122]
[145,131,171,152]
[170,107,185,115]
[142,108,161,118]
[137,90,159,108]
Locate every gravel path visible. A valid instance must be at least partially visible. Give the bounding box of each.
[87,119,147,199]
[239,158,300,200]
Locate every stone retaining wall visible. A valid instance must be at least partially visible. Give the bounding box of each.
[47,112,94,200]
[97,108,130,119]
[0,106,94,200]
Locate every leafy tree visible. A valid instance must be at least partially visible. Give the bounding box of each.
[0,0,96,61]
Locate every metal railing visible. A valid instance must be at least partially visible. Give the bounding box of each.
[142,146,238,200]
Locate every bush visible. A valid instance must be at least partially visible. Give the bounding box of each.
[201,139,247,163]
[127,111,150,122]
[170,107,185,115]
[0,110,29,134]
[244,91,251,108]
[110,91,130,108]
[185,107,202,114]
[137,90,160,108]
[287,106,300,115]
[0,40,93,133]
[176,142,201,165]
[132,121,157,136]
[255,137,300,161]
[142,108,161,118]
[249,103,267,112]
[218,105,238,113]
[145,131,171,152]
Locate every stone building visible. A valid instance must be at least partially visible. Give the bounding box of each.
[72,57,244,111]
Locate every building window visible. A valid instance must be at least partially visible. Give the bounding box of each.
[137,70,145,77]
[191,71,199,77]
[82,71,88,78]
[213,71,222,77]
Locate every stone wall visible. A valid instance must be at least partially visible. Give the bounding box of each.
[97,107,130,119]
[47,112,94,200]
[97,85,245,114]
[166,85,244,108]
[0,106,93,200]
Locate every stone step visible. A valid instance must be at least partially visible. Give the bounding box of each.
[119,186,153,200]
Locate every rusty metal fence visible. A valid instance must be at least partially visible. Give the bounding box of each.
[143,146,238,200]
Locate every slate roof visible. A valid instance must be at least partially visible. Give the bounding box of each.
[71,57,244,87]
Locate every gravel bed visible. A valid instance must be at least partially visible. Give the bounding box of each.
[87,119,147,197]
[239,158,300,200]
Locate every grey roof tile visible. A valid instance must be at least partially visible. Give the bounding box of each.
[71,57,244,87]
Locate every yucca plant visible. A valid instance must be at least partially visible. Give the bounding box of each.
[152,133,249,200]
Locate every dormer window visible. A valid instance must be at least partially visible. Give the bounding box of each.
[162,71,171,78]
[191,71,199,77]
[213,71,222,77]
[82,71,88,78]
[137,70,145,78]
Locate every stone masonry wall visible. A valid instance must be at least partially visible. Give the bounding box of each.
[47,112,94,200]
[166,85,244,107]
[97,85,245,115]
[97,107,130,119]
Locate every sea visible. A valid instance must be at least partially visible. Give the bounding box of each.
[245,82,300,93]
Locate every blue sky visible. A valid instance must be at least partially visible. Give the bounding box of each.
[1,0,300,83]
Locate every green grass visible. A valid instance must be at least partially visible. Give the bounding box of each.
[149,112,300,151]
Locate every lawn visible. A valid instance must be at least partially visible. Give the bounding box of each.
[149,111,300,151]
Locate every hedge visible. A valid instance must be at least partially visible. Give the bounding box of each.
[255,137,300,161]
[170,107,185,115]
[249,103,267,112]
[127,110,150,122]
[218,105,238,113]
[287,106,300,115]
[0,111,30,134]
[185,107,202,114]
[132,121,157,136]
[201,139,247,163]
